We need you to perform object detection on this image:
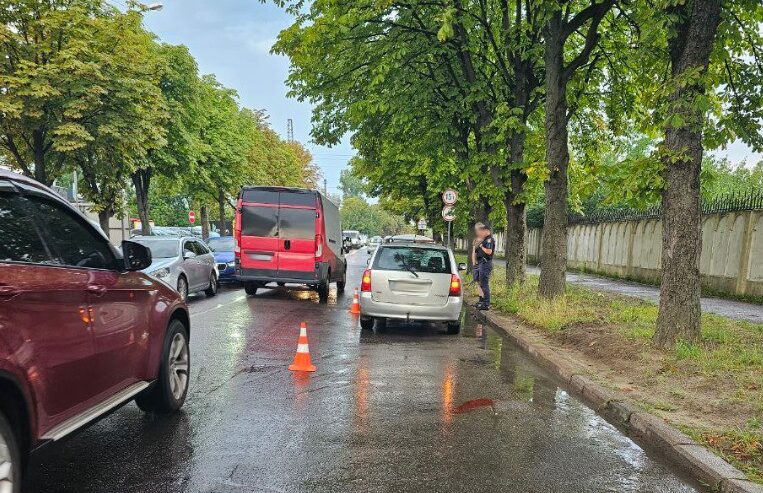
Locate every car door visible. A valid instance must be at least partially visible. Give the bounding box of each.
[193,240,215,284]
[277,192,317,278]
[238,189,280,277]
[0,182,100,434]
[181,239,200,291]
[22,190,148,401]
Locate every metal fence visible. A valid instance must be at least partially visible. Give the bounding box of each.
[527,190,763,228]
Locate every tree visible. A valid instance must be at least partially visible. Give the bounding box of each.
[338,168,365,199]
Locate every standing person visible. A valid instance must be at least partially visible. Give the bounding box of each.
[474,222,495,310]
[472,224,484,304]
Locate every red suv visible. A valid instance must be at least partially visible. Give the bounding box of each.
[0,170,191,493]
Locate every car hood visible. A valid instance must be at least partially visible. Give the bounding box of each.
[214,252,235,263]
[142,257,179,273]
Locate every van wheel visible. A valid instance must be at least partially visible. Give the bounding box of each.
[336,270,346,293]
[317,280,329,303]
[447,321,461,335]
[244,282,259,296]
[136,320,190,413]
[360,317,374,330]
[0,411,20,493]
[204,272,218,297]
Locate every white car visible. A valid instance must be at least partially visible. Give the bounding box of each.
[359,241,466,333]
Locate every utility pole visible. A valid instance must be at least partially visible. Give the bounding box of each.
[323,178,327,195]
[287,119,294,142]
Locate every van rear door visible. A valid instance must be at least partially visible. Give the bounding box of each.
[277,191,317,278]
[239,189,279,276]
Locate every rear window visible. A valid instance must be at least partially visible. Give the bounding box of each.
[241,189,278,204]
[241,206,278,237]
[134,239,179,258]
[373,246,451,274]
[207,237,235,252]
[280,191,316,207]
[279,208,316,239]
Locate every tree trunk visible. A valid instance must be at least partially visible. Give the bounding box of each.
[539,12,569,299]
[32,129,49,186]
[218,189,227,235]
[98,209,111,239]
[132,169,152,236]
[201,204,210,241]
[505,130,528,286]
[654,0,721,347]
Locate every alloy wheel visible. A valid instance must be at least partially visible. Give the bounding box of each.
[177,277,188,301]
[0,431,14,493]
[168,332,189,401]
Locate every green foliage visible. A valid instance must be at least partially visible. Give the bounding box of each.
[340,196,411,237]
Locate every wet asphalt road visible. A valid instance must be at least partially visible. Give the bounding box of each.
[25,250,706,493]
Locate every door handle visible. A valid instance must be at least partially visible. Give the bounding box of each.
[284,240,291,251]
[0,286,19,298]
[87,284,107,297]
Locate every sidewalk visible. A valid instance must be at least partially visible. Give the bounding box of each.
[491,260,763,324]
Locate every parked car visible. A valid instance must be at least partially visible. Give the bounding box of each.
[343,230,361,249]
[0,170,191,492]
[359,242,466,334]
[207,236,237,283]
[234,186,346,301]
[132,236,218,301]
[191,226,220,239]
[366,235,383,254]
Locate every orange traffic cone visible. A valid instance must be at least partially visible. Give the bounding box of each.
[289,322,316,372]
[350,288,361,314]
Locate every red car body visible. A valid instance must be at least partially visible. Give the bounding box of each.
[0,170,189,454]
[233,186,346,290]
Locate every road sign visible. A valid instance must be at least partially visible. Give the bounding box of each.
[442,205,455,222]
[417,218,427,231]
[188,211,196,224]
[442,189,458,206]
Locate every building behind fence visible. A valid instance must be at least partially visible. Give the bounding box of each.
[457,192,763,298]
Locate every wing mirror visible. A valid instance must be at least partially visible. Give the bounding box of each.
[183,251,197,260]
[458,262,467,271]
[122,241,152,271]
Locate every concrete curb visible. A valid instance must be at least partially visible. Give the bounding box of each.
[470,307,763,493]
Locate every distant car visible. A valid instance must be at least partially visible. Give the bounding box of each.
[359,242,466,334]
[386,234,435,243]
[133,236,218,301]
[0,170,191,492]
[191,226,220,239]
[343,230,361,249]
[367,236,382,254]
[207,236,237,283]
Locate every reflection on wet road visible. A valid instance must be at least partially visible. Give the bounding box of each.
[25,250,704,492]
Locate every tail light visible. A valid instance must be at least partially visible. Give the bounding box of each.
[315,234,323,258]
[449,274,462,297]
[361,269,372,292]
[234,199,241,254]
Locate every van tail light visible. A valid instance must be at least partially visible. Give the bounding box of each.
[315,234,323,258]
[234,199,242,254]
[449,274,462,297]
[361,269,372,292]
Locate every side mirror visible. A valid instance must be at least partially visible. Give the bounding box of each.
[366,257,371,266]
[122,241,152,271]
[458,262,467,271]
[183,251,197,260]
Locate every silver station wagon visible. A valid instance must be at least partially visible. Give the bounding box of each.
[359,241,465,334]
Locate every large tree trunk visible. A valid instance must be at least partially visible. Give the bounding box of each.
[32,129,49,186]
[98,209,111,239]
[200,204,210,241]
[539,11,569,299]
[505,130,528,286]
[655,0,721,347]
[132,169,152,236]
[218,189,227,235]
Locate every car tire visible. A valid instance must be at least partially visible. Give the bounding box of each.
[447,321,461,335]
[135,319,190,414]
[244,282,259,296]
[0,411,20,493]
[317,280,329,303]
[204,272,218,297]
[336,269,346,293]
[360,317,374,330]
[177,276,189,302]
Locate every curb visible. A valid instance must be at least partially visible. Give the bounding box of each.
[470,307,763,493]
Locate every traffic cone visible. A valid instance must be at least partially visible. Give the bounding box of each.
[288,322,316,372]
[350,288,361,314]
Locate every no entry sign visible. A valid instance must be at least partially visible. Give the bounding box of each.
[188,211,196,224]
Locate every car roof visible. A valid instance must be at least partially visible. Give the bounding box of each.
[132,235,195,241]
[1,168,55,193]
[208,236,233,240]
[382,241,449,250]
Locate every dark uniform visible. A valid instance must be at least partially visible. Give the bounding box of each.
[475,234,495,307]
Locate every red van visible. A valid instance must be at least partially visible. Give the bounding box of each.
[234,186,347,301]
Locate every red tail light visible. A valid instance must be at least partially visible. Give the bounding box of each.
[315,234,323,258]
[361,269,372,292]
[449,274,462,297]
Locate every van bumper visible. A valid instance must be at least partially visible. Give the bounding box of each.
[359,292,462,322]
[237,263,330,285]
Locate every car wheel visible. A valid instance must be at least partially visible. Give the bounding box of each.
[336,270,346,293]
[0,411,20,493]
[204,272,218,297]
[244,282,259,296]
[135,319,190,413]
[177,276,189,302]
[447,321,461,335]
[360,317,374,330]
[317,280,329,303]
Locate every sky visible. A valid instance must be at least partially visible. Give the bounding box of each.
[134,0,759,196]
[137,0,354,196]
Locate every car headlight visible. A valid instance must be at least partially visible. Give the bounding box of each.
[227,261,235,268]
[150,267,171,279]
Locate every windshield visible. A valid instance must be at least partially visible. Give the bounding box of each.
[134,239,180,259]
[373,246,451,274]
[344,231,359,239]
[207,237,235,252]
